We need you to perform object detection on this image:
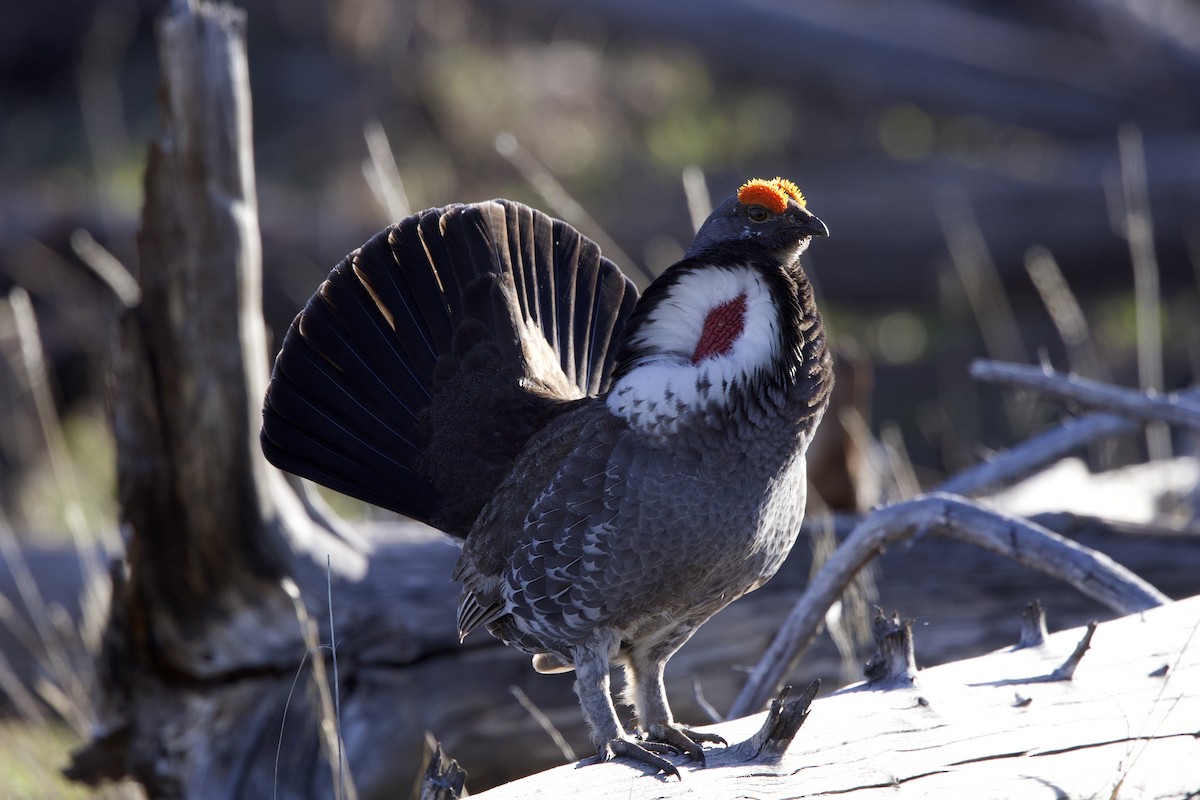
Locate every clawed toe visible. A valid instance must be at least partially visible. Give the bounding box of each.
[645,723,727,766]
[594,737,681,779]
[679,727,727,746]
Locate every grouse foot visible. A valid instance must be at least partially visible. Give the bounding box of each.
[591,737,682,779]
[645,723,727,766]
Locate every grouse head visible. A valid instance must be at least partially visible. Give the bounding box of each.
[606,177,831,443]
[686,177,828,262]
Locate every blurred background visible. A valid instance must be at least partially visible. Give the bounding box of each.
[2,0,1199,795]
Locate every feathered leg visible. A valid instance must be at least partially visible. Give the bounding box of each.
[624,642,726,766]
[573,641,681,778]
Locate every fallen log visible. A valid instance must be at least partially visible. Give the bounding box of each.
[469,594,1200,799]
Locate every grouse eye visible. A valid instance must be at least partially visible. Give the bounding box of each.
[746,205,772,223]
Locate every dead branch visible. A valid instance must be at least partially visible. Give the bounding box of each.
[970,359,1200,431]
[728,492,1168,718]
[935,411,1136,496]
[112,0,288,651]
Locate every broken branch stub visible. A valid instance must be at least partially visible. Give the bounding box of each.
[421,737,468,800]
[1048,621,1097,681]
[863,610,918,686]
[729,680,820,762]
[1018,600,1049,649]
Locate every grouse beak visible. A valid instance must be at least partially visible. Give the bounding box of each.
[792,210,829,239]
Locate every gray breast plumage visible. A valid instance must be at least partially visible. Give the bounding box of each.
[482,394,816,662]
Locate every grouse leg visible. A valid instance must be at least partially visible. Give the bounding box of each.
[626,647,727,766]
[573,645,681,778]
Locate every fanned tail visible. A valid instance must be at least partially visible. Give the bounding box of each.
[261,200,638,533]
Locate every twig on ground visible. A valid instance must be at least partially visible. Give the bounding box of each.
[327,555,348,800]
[805,484,877,681]
[0,508,93,728]
[879,421,922,500]
[281,574,358,800]
[1023,246,1108,382]
[1111,124,1170,461]
[274,622,311,800]
[690,675,723,725]
[938,197,1029,432]
[0,632,44,721]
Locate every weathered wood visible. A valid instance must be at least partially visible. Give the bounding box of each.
[469,595,1200,799]
[971,359,1200,432]
[1018,599,1048,648]
[726,681,819,763]
[934,410,1137,497]
[728,493,1169,718]
[420,737,467,800]
[1046,621,1096,681]
[69,1,373,795]
[862,611,917,686]
[113,0,286,648]
[57,503,1197,795]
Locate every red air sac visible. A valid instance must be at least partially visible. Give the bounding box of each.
[692,292,747,363]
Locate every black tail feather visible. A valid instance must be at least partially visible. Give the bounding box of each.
[586,265,639,395]
[261,200,637,529]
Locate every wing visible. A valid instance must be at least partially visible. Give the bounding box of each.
[453,404,627,644]
[261,200,638,535]
[457,406,734,650]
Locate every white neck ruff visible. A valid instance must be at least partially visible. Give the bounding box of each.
[606,265,781,437]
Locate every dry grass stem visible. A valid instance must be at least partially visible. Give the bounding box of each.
[363,120,412,223]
